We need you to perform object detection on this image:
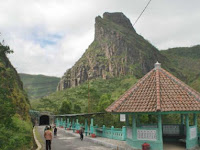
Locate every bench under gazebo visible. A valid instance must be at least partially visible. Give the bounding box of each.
[106,62,200,150]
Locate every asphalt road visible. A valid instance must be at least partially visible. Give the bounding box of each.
[38,126,113,150]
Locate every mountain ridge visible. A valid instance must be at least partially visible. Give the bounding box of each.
[19,73,60,100]
[57,12,166,91]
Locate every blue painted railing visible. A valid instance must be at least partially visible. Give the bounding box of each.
[55,118,126,141]
[94,125,126,141]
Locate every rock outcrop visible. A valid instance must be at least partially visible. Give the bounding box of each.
[57,12,165,91]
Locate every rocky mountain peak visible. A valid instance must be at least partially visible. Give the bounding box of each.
[95,12,135,41]
[57,12,164,91]
[103,12,134,30]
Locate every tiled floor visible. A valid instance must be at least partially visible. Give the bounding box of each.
[163,142,186,150]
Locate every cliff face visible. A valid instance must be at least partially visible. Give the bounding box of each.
[0,45,30,119]
[57,12,165,91]
[0,44,33,150]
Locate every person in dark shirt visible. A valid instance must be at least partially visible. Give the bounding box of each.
[54,126,57,137]
[79,127,84,141]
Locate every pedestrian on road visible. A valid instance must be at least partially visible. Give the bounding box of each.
[44,127,52,150]
[54,126,57,137]
[44,126,48,132]
[79,127,84,141]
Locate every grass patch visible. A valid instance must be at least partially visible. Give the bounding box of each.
[35,126,45,150]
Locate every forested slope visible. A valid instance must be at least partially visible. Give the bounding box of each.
[0,43,33,150]
[19,73,60,100]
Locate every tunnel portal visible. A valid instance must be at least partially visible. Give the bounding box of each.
[39,115,49,125]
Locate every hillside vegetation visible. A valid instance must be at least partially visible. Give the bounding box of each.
[32,44,200,127]
[0,43,33,150]
[19,73,60,100]
[32,76,137,126]
[161,45,200,90]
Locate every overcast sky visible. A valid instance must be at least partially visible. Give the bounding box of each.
[0,0,200,77]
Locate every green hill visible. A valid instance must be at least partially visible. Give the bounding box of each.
[57,12,166,91]
[32,75,137,127]
[19,73,60,100]
[161,45,200,91]
[32,12,200,115]
[0,43,33,150]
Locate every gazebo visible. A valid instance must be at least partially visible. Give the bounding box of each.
[106,62,200,150]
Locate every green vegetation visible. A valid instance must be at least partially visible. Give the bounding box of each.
[31,44,200,128]
[59,100,72,114]
[31,76,137,127]
[34,126,44,150]
[19,73,60,100]
[0,43,33,150]
[161,45,200,90]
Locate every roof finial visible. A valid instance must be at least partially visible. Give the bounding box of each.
[154,61,161,70]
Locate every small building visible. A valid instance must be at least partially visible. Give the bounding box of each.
[106,62,200,150]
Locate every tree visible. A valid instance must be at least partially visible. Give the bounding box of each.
[73,103,81,113]
[0,34,13,55]
[59,100,72,114]
[98,94,111,112]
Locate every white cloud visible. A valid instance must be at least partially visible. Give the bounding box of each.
[1,0,200,77]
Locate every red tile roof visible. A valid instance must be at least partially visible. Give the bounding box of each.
[106,62,200,113]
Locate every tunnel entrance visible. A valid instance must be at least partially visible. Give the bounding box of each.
[39,115,49,125]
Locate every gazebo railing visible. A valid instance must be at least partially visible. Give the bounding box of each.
[136,127,158,141]
[140,124,185,136]
[162,124,182,136]
[94,125,126,141]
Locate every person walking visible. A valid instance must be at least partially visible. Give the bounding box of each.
[44,127,52,150]
[54,126,57,137]
[79,127,84,141]
[44,126,48,132]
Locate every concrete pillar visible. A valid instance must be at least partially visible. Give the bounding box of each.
[64,118,66,129]
[181,114,184,124]
[102,125,105,137]
[67,118,69,128]
[132,114,137,140]
[185,113,198,149]
[58,118,60,127]
[180,114,185,136]
[193,113,197,126]
[158,114,163,142]
[111,126,114,139]
[60,118,63,127]
[76,118,79,130]
[85,119,88,136]
[122,126,126,140]
[137,114,140,127]
[158,114,163,150]
[72,118,75,132]
[90,118,94,134]
[185,114,190,149]
[126,114,129,126]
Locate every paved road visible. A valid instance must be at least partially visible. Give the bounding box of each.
[38,126,113,150]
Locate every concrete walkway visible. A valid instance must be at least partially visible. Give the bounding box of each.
[37,126,115,150]
[63,128,126,150]
[62,128,190,150]
[37,126,198,150]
